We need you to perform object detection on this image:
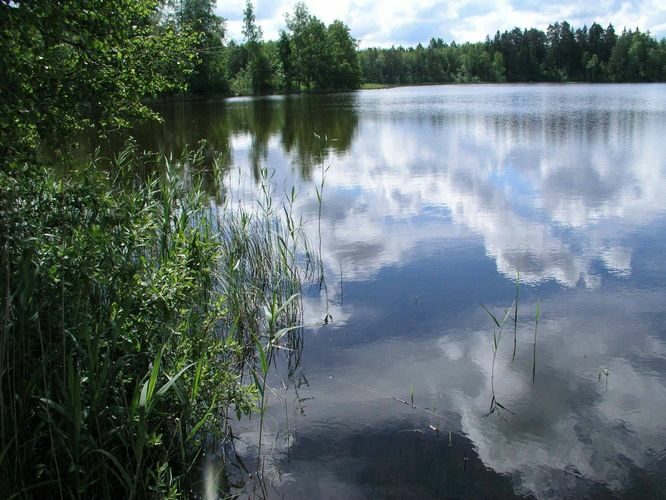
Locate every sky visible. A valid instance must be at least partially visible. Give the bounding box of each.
[215,0,666,48]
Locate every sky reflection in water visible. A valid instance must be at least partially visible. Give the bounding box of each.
[148,84,666,498]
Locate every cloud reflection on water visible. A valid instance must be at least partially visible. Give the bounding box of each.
[218,85,666,498]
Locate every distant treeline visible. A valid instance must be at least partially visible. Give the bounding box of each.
[161,2,666,96]
[359,22,666,84]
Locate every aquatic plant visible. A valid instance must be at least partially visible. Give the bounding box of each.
[481,300,516,420]
[481,282,542,418]
[512,270,520,361]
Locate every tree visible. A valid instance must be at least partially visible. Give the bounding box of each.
[242,0,262,43]
[0,0,199,160]
[492,51,506,81]
[285,2,330,89]
[176,0,228,93]
[277,30,295,90]
[601,24,617,62]
[588,23,605,59]
[609,29,663,82]
[326,20,361,90]
[241,0,272,94]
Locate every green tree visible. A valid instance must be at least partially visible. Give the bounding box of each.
[242,0,262,43]
[602,24,617,63]
[278,30,295,90]
[326,20,361,90]
[492,51,506,81]
[0,0,199,160]
[176,0,228,94]
[241,0,272,94]
[285,2,331,89]
[588,23,605,59]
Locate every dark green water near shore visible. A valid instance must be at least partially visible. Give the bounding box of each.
[122,84,666,498]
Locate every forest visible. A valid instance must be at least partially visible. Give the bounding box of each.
[171,0,361,95]
[182,4,666,92]
[8,0,657,108]
[163,2,666,93]
[359,22,666,84]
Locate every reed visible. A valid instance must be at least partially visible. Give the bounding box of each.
[598,367,609,392]
[313,132,334,324]
[481,283,542,417]
[481,300,515,419]
[0,145,308,498]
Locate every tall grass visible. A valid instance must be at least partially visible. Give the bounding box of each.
[0,145,308,498]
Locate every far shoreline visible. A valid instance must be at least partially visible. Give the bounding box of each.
[150,80,665,105]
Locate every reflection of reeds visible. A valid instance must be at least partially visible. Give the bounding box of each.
[512,271,520,362]
[231,167,312,497]
[598,367,609,392]
[532,299,540,384]
[482,276,541,418]
[314,132,334,324]
[481,300,515,420]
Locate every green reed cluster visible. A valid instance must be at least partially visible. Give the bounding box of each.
[0,146,307,498]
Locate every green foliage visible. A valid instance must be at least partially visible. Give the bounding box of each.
[1,1,309,496]
[175,0,229,94]
[358,21,666,85]
[283,3,360,91]
[285,2,331,89]
[242,0,262,44]
[327,20,362,90]
[241,1,273,95]
[608,28,663,82]
[0,0,199,159]
[230,65,254,96]
[0,147,306,497]
[278,30,295,90]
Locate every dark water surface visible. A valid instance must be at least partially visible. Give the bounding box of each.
[144,84,666,498]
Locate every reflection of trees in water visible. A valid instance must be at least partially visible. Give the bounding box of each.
[128,94,358,184]
[279,94,358,179]
[81,94,359,192]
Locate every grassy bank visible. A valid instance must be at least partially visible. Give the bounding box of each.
[0,145,308,498]
[361,83,391,90]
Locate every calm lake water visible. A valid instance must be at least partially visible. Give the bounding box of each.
[142,84,666,498]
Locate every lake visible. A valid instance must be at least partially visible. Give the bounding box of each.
[139,84,666,498]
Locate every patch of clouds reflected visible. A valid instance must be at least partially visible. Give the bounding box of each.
[233,289,666,498]
[221,88,666,300]
[325,121,661,289]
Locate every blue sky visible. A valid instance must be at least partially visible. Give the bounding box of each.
[215,0,666,48]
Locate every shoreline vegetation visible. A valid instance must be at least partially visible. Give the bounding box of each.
[1,147,310,497]
[0,0,664,497]
[2,1,312,497]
